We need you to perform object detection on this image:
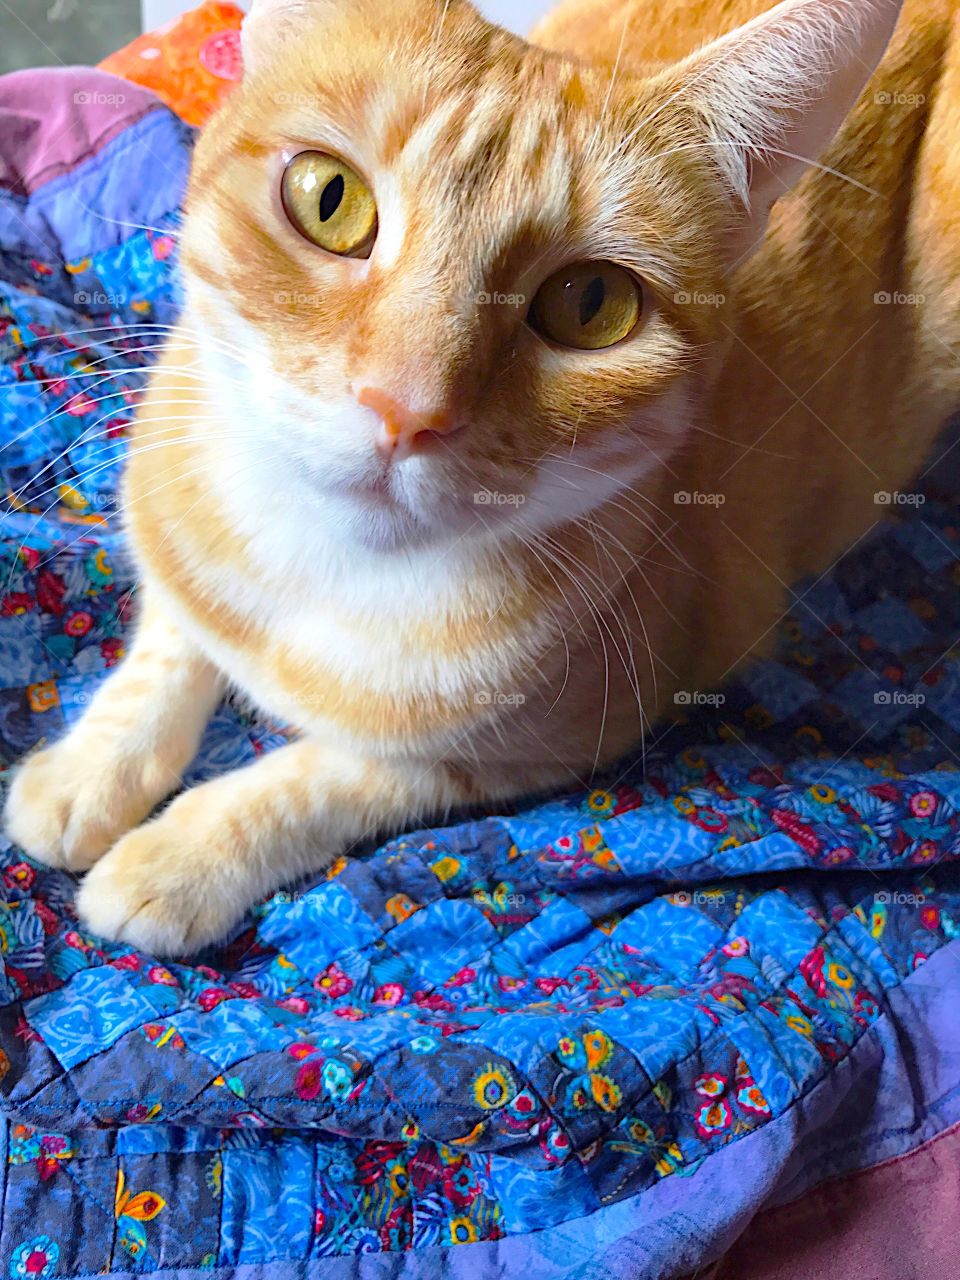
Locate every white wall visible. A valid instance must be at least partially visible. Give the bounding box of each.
[141,0,556,37]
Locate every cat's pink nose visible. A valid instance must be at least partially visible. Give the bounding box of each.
[357,386,456,459]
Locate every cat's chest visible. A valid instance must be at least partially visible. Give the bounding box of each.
[139,502,540,755]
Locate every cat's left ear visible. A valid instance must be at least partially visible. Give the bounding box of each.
[240,0,327,73]
[660,0,903,261]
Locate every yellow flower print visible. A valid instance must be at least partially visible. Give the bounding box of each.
[583,826,604,853]
[27,680,59,714]
[593,847,619,870]
[827,962,854,989]
[786,1014,813,1038]
[92,547,113,579]
[584,1030,612,1070]
[809,784,836,804]
[431,856,461,882]
[590,1073,622,1112]
[385,893,419,922]
[115,1169,166,1222]
[473,1063,515,1110]
[629,1119,655,1144]
[57,483,88,512]
[386,1162,410,1198]
[587,789,614,814]
[655,1143,684,1176]
[449,1216,478,1245]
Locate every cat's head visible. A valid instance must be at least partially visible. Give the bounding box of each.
[179,0,899,555]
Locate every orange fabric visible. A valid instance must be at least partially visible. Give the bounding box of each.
[99,2,244,126]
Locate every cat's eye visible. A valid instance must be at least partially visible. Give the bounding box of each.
[528,261,642,350]
[281,151,377,257]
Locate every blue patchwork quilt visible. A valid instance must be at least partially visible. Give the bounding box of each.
[1,68,959,1280]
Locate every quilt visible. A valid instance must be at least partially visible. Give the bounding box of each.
[1,62,959,1280]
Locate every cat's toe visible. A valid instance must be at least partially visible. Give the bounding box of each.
[5,739,176,873]
[76,821,241,956]
[4,745,118,871]
[4,749,70,868]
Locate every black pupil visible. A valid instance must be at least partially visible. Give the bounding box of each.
[319,174,345,222]
[579,276,606,326]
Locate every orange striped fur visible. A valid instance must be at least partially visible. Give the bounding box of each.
[7,0,958,953]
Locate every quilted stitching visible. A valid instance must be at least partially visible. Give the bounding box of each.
[1,88,959,1275]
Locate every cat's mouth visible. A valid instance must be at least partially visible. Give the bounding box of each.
[347,469,401,510]
[330,463,488,553]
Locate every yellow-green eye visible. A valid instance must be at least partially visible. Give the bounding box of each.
[281,151,377,257]
[528,261,642,349]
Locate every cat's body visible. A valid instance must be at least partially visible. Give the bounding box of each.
[6,0,958,954]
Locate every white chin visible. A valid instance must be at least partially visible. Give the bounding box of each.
[329,492,434,553]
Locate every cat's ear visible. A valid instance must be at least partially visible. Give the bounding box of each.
[240,0,327,73]
[661,0,902,261]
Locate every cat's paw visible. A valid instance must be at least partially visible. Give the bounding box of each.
[5,735,177,873]
[76,807,250,955]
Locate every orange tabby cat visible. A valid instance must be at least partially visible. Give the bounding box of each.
[7,0,956,954]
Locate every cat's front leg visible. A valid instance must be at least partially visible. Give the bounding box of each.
[76,739,468,955]
[4,593,221,872]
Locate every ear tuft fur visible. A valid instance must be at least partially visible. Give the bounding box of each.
[241,0,320,74]
[661,0,903,252]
